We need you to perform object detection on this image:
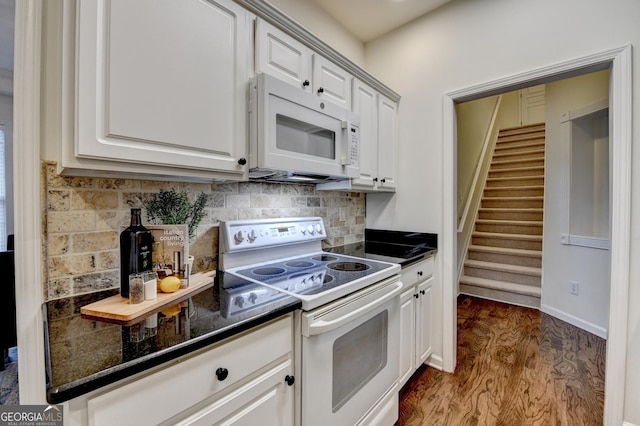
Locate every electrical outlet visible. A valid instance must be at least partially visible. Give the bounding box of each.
[570,281,579,296]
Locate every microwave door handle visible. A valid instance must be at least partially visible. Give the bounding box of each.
[341,120,350,166]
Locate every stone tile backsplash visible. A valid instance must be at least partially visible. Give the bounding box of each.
[43,162,366,301]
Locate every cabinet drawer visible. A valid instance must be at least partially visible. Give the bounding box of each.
[87,315,292,426]
[401,257,434,289]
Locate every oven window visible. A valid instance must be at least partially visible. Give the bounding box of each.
[276,114,336,159]
[332,310,388,412]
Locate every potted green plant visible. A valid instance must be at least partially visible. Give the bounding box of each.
[143,189,208,274]
[143,189,207,238]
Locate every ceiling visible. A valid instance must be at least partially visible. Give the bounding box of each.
[311,0,452,42]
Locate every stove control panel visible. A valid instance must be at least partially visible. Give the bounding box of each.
[220,217,326,252]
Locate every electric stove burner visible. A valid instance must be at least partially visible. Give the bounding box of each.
[312,254,338,262]
[328,262,371,272]
[285,260,315,268]
[253,267,286,276]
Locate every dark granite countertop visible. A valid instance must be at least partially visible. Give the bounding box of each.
[327,229,437,268]
[43,272,301,404]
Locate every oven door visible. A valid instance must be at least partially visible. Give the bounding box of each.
[300,276,401,426]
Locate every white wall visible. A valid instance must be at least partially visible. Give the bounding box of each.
[542,70,610,338]
[362,0,640,423]
[0,94,13,240]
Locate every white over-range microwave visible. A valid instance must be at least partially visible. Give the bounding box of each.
[248,73,360,184]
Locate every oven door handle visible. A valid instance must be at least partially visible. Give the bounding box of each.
[304,279,402,336]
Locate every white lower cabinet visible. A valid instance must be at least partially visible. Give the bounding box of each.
[398,258,434,387]
[72,315,294,426]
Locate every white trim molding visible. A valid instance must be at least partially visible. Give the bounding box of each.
[14,0,47,404]
[443,44,631,426]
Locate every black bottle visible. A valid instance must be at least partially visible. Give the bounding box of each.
[120,208,153,298]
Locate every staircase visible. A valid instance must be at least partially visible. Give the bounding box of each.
[460,123,545,308]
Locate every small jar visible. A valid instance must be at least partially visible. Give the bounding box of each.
[128,273,145,304]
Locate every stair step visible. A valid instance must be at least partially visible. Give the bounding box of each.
[491,157,544,169]
[468,244,542,267]
[464,259,541,285]
[472,231,543,250]
[499,122,545,135]
[488,166,545,178]
[493,148,545,162]
[494,141,545,154]
[481,196,543,209]
[483,185,544,197]
[459,275,542,296]
[475,219,543,235]
[459,276,541,308]
[497,130,545,143]
[478,207,543,221]
[486,176,544,187]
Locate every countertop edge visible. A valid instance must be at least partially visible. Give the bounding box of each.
[45,300,301,404]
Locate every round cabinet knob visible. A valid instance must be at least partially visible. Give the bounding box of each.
[420,289,426,295]
[314,224,322,234]
[373,177,378,182]
[307,225,315,235]
[285,375,295,386]
[317,87,324,94]
[417,271,423,277]
[234,230,244,243]
[302,80,310,87]
[414,293,419,299]
[216,367,229,381]
[381,178,386,183]
[248,230,257,242]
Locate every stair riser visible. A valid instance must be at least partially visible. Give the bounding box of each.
[475,223,542,235]
[459,284,541,308]
[472,236,542,251]
[478,210,543,221]
[499,124,545,135]
[464,266,541,286]
[486,177,544,187]
[491,159,544,169]
[493,151,545,162]
[484,187,544,197]
[468,251,542,268]
[494,143,545,155]
[498,129,546,142]
[482,198,543,209]
[488,168,544,178]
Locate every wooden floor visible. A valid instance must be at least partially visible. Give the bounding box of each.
[398,296,606,426]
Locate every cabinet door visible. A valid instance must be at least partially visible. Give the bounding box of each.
[312,55,352,109]
[376,94,398,190]
[255,18,313,92]
[398,287,416,387]
[415,278,433,367]
[172,360,294,426]
[351,79,377,189]
[74,0,249,177]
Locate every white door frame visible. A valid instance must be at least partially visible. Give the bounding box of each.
[442,45,631,426]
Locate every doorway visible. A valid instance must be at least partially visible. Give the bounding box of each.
[442,45,632,425]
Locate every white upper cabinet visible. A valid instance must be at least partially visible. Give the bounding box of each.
[255,18,351,109]
[376,93,398,191]
[312,55,352,110]
[255,18,313,92]
[61,0,251,180]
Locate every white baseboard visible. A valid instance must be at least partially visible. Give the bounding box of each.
[426,354,444,371]
[540,304,607,339]
[623,422,638,426]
